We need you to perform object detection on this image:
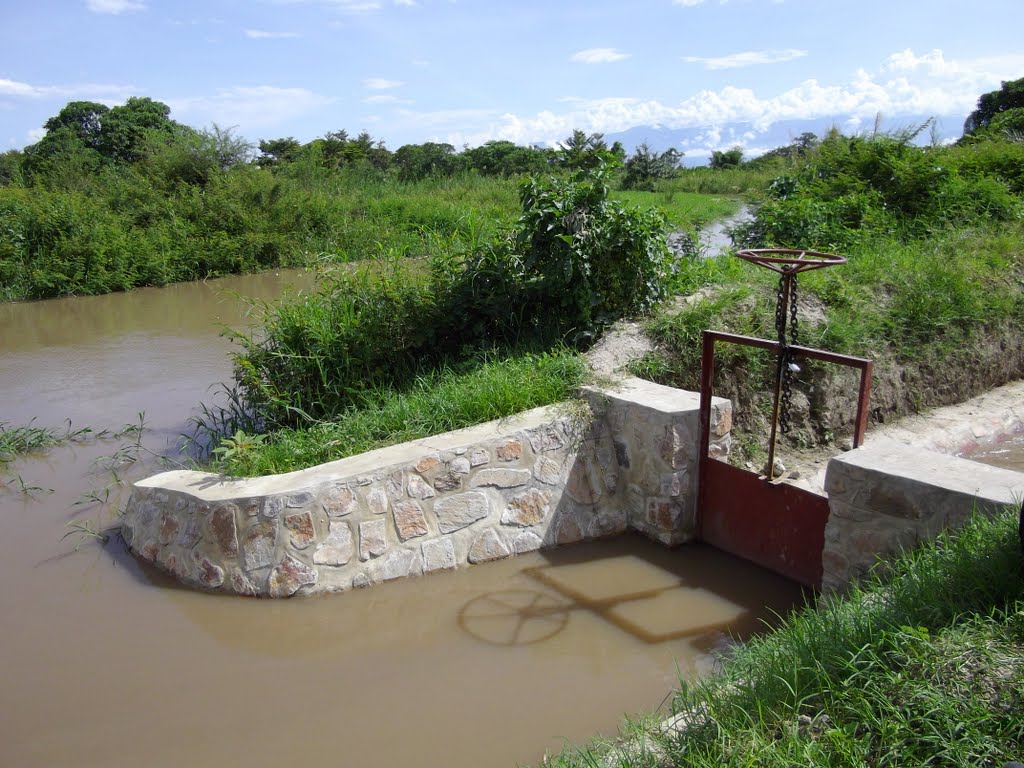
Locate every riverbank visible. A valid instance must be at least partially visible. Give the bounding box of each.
[540,506,1024,768]
[2,270,803,768]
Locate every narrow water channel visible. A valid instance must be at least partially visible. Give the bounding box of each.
[962,431,1024,472]
[0,271,803,768]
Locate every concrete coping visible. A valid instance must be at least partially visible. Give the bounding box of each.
[827,437,1024,509]
[585,376,706,415]
[139,404,568,501]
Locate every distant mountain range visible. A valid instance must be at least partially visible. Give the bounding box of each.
[605,113,968,166]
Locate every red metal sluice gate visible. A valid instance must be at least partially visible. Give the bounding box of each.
[696,249,873,589]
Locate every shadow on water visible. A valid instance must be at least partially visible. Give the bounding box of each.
[459,534,806,649]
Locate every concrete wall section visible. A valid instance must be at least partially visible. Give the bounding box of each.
[585,378,732,546]
[122,378,733,597]
[822,438,1024,592]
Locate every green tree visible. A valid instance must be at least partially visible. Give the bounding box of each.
[393,142,462,181]
[42,101,110,151]
[142,124,253,187]
[463,140,550,176]
[556,130,618,171]
[257,137,302,168]
[710,146,744,169]
[987,107,1024,139]
[963,77,1024,136]
[622,143,683,190]
[98,97,183,163]
[0,150,24,186]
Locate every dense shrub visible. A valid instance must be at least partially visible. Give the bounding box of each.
[733,130,1022,251]
[231,165,672,427]
[449,166,672,345]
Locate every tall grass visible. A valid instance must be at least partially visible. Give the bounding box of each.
[545,508,1024,767]
[206,348,587,476]
[0,166,520,301]
[611,189,740,231]
[659,166,778,197]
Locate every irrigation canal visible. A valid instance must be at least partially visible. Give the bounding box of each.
[0,268,803,767]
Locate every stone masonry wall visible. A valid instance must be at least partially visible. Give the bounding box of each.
[122,378,733,598]
[822,438,1024,592]
[585,378,732,546]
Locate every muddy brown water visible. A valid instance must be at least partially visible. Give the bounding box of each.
[963,432,1024,473]
[1,271,804,768]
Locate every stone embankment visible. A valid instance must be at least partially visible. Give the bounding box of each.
[122,378,732,597]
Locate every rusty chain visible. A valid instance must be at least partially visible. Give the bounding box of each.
[775,269,800,434]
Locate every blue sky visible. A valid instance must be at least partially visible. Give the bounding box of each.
[2,0,1023,156]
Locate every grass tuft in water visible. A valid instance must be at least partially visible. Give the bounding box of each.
[0,419,96,466]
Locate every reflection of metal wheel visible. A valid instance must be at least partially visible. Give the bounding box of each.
[458,589,571,646]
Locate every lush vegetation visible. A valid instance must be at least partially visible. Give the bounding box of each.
[631,82,1024,460]
[7,76,1024,768]
[540,81,1024,765]
[203,349,586,477]
[6,81,1024,475]
[544,507,1024,767]
[1,106,704,302]
[0,127,523,301]
[218,163,672,444]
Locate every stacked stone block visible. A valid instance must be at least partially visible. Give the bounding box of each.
[585,378,732,546]
[122,379,733,598]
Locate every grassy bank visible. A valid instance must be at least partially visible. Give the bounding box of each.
[201,348,587,477]
[0,169,731,303]
[0,168,521,301]
[634,127,1024,463]
[544,507,1024,767]
[612,189,741,231]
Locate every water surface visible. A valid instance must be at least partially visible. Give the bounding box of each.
[0,271,803,768]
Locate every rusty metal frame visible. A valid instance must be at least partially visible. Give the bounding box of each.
[696,329,873,543]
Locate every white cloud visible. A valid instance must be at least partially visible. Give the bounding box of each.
[27,127,46,143]
[244,29,301,39]
[394,0,417,5]
[169,86,335,130]
[683,48,807,69]
[364,78,404,89]
[85,0,146,14]
[432,48,1022,149]
[0,79,40,97]
[0,77,138,101]
[672,0,708,5]
[364,94,413,104]
[314,0,382,11]
[571,48,631,64]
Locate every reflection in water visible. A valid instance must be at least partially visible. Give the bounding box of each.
[458,547,782,649]
[460,590,573,646]
[1,272,804,768]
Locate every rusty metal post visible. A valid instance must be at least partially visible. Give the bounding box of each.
[853,359,873,448]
